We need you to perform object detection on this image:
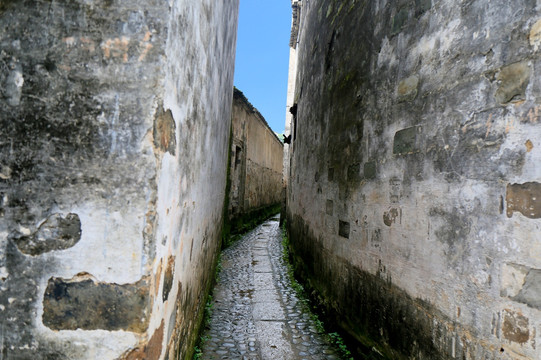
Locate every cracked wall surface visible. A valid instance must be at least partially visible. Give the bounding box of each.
[286,0,541,358]
[0,0,238,359]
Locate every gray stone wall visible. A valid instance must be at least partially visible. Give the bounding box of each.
[286,0,541,358]
[229,89,284,219]
[0,0,238,359]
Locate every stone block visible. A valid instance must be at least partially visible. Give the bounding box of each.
[501,263,529,298]
[43,274,149,333]
[397,75,419,102]
[393,126,420,155]
[363,161,376,180]
[253,301,285,321]
[502,263,541,310]
[502,309,530,344]
[512,269,541,310]
[12,213,81,256]
[495,61,530,104]
[506,182,541,219]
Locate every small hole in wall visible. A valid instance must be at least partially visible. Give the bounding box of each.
[235,146,242,169]
[338,220,350,239]
[500,348,504,353]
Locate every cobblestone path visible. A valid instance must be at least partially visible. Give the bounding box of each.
[200,216,340,360]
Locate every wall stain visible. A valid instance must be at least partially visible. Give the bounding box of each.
[383,208,400,227]
[287,214,449,359]
[43,273,149,333]
[11,213,81,256]
[506,182,541,219]
[495,61,531,104]
[119,320,164,360]
[502,309,530,344]
[162,255,175,302]
[153,105,177,155]
[525,139,533,152]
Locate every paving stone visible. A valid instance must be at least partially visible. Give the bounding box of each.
[200,219,340,359]
[253,301,285,321]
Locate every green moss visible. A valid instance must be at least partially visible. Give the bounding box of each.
[225,203,281,247]
[286,214,444,359]
[192,253,223,360]
[281,223,354,360]
[192,120,231,359]
[331,2,345,25]
[221,123,234,248]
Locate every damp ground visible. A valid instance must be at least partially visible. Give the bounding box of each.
[199,215,341,360]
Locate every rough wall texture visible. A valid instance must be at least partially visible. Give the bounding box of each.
[286,0,541,359]
[228,89,284,219]
[0,0,238,359]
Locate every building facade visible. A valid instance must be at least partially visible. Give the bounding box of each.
[229,89,284,222]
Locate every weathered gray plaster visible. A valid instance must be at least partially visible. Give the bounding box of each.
[285,0,541,358]
[0,0,238,358]
[11,213,81,256]
[43,274,149,333]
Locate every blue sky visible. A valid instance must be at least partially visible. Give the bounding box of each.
[234,0,292,135]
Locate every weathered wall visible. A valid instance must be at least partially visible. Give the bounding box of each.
[286,0,541,359]
[229,89,284,219]
[283,0,301,190]
[0,0,238,359]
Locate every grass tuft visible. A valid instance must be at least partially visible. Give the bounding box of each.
[281,222,353,360]
[193,254,222,359]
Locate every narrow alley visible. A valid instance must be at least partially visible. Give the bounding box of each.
[200,216,340,360]
[3,0,541,359]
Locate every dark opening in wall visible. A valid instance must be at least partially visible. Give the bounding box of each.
[235,146,242,168]
[328,167,334,181]
[338,220,350,238]
[290,103,298,141]
[347,163,361,182]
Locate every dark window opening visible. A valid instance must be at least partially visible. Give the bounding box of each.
[290,103,298,141]
[339,220,350,239]
[328,167,334,181]
[235,146,242,168]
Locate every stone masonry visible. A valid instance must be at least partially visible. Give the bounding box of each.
[285,0,541,359]
[0,1,238,359]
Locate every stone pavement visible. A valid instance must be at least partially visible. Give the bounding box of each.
[200,216,341,360]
